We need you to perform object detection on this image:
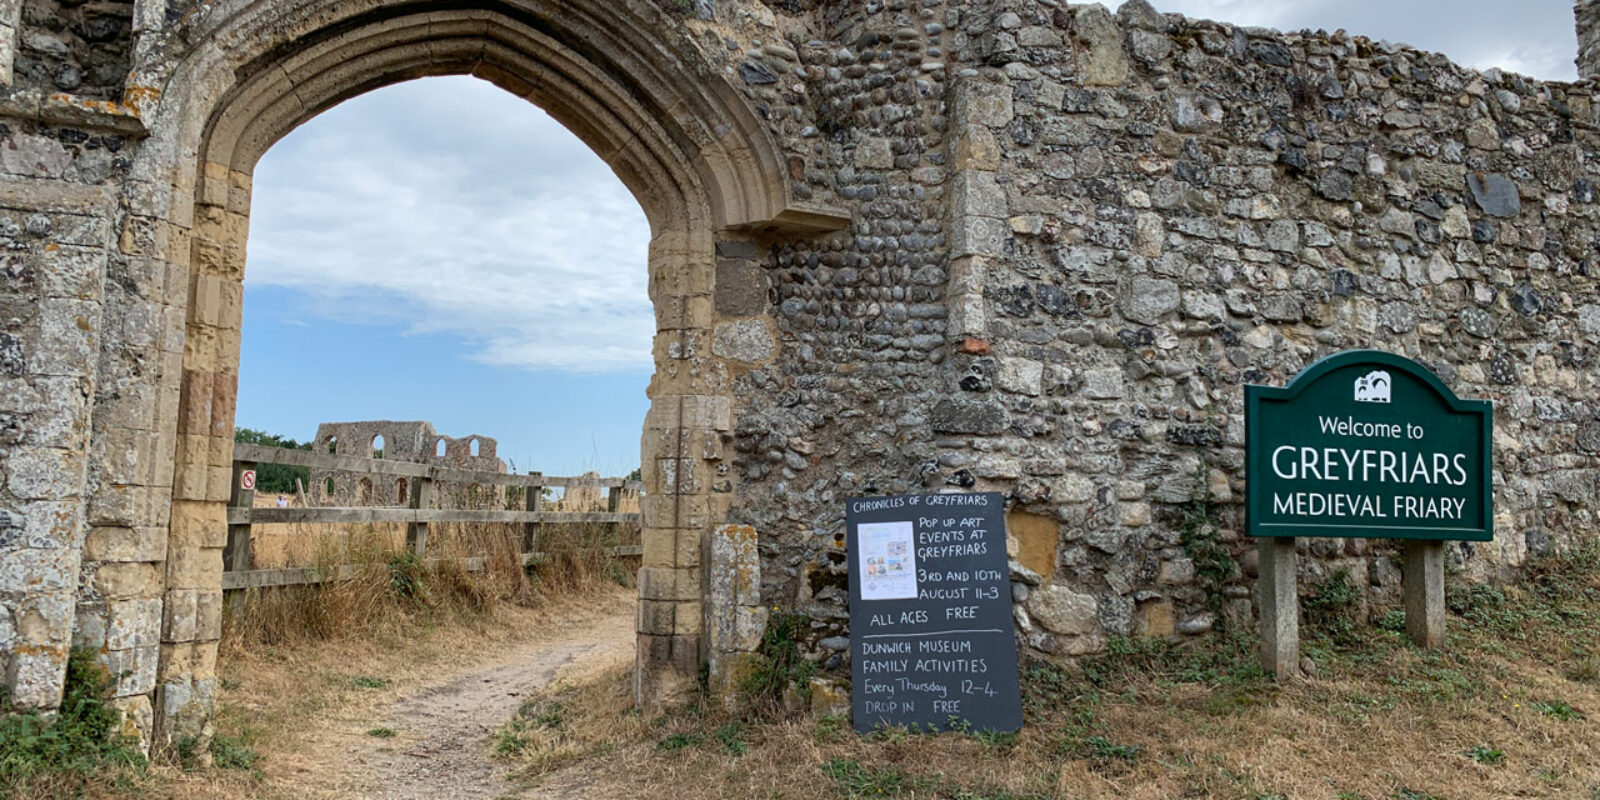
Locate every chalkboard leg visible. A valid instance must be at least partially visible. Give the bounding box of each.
[1404,540,1445,649]
[1257,537,1299,681]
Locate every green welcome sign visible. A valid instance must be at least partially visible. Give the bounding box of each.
[1247,350,1493,542]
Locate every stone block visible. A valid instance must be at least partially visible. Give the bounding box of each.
[951,170,1006,220]
[195,590,223,640]
[110,695,154,753]
[1136,600,1177,637]
[1027,583,1099,636]
[953,125,1001,171]
[104,645,158,697]
[1081,367,1124,399]
[712,319,775,363]
[1004,510,1058,579]
[996,357,1043,396]
[954,80,1014,128]
[10,647,67,708]
[809,676,851,718]
[950,215,1008,259]
[94,561,160,599]
[930,397,1009,435]
[1074,5,1129,86]
[854,137,893,169]
[106,598,161,650]
[86,525,167,563]
[637,566,699,601]
[1122,277,1180,324]
[162,588,198,642]
[714,259,767,318]
[5,447,81,500]
[710,524,760,604]
[1466,172,1521,217]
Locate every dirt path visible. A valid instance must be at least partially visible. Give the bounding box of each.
[266,599,635,800]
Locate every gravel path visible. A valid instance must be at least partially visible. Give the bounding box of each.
[273,602,634,800]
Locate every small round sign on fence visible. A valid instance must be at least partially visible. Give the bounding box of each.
[240,469,256,491]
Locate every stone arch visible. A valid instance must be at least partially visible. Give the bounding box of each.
[148,0,846,748]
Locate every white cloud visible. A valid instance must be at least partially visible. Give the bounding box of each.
[247,75,653,373]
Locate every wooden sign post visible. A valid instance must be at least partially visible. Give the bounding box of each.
[1246,350,1492,679]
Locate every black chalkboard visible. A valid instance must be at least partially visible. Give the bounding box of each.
[846,492,1023,734]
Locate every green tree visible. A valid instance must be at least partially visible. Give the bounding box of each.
[234,427,313,493]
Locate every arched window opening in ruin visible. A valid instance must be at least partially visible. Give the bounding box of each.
[469,438,480,457]
[372,435,385,459]
[326,436,337,455]
[324,477,336,499]
[435,438,447,458]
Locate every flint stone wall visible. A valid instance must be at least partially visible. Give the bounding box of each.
[721,1,1600,666]
[0,0,1595,746]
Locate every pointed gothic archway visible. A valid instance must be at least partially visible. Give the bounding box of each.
[128,0,844,746]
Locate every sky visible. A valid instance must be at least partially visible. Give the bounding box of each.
[237,1,1579,477]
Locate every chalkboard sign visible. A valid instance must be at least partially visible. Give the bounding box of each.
[846,492,1023,734]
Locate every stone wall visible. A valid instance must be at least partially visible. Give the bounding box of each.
[10,0,133,98]
[308,420,506,505]
[1580,0,1600,80]
[716,0,1600,672]
[0,0,1596,750]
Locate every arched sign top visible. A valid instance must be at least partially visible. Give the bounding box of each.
[1246,349,1493,543]
[1262,350,1485,414]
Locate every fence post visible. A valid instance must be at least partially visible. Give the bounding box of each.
[522,473,543,560]
[407,472,434,558]
[606,484,622,544]
[223,460,257,616]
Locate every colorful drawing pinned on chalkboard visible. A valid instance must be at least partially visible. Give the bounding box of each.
[859,521,918,600]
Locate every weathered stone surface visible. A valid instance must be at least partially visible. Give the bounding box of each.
[715,258,768,318]
[1466,173,1521,218]
[930,398,1009,435]
[1122,278,1180,324]
[711,320,775,364]
[1028,584,1099,636]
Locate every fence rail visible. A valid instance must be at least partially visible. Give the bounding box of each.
[223,444,642,594]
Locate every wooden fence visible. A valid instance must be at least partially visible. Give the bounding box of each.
[223,443,643,592]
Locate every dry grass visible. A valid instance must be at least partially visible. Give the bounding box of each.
[223,518,636,650]
[491,549,1600,800]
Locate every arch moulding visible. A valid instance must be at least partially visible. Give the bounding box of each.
[138,0,846,747]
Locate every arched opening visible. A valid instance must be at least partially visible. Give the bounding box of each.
[469,438,480,458]
[326,436,338,455]
[153,0,843,749]
[371,435,385,459]
[435,438,447,458]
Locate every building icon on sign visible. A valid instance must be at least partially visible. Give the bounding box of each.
[1354,370,1392,403]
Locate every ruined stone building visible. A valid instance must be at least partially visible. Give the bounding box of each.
[1,0,1599,754]
[309,420,506,505]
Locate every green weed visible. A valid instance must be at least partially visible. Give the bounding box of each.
[822,757,923,797]
[1465,744,1505,765]
[1533,700,1585,721]
[655,732,704,751]
[714,723,747,755]
[0,650,147,787]
[738,611,818,713]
